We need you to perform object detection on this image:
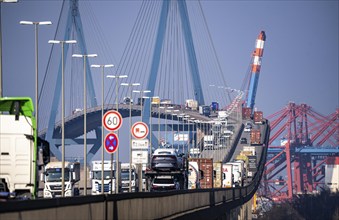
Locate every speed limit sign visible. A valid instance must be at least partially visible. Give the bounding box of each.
[103,110,123,131]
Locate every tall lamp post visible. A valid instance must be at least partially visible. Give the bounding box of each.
[184,115,190,155]
[20,20,52,136]
[121,82,140,192]
[0,0,18,97]
[149,96,159,157]
[132,90,151,121]
[107,74,128,194]
[164,106,173,146]
[48,39,77,197]
[72,53,97,195]
[171,110,179,149]
[91,64,114,194]
[158,106,165,147]
[140,96,157,164]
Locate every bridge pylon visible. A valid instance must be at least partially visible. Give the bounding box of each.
[43,0,100,162]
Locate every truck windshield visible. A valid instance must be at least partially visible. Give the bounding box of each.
[92,171,114,180]
[121,170,135,180]
[46,168,70,182]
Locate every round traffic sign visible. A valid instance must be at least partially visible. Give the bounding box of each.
[131,122,149,139]
[104,133,119,154]
[103,110,123,131]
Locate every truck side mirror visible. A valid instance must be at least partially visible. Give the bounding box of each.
[89,171,92,179]
[73,172,76,181]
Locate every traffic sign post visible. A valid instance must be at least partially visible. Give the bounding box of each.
[131,122,149,139]
[103,110,123,131]
[104,133,119,154]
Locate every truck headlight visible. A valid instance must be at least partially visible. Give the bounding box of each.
[44,191,52,198]
[65,190,72,197]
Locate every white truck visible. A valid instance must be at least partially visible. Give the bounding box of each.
[41,161,80,198]
[185,99,198,110]
[203,135,214,150]
[90,160,119,195]
[121,163,138,192]
[188,161,200,189]
[0,97,50,199]
[227,161,245,187]
[222,163,233,188]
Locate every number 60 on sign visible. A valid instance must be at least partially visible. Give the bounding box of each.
[103,110,123,131]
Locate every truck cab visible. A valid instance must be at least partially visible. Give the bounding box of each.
[41,161,80,198]
[90,160,118,194]
[0,97,50,199]
[120,163,138,193]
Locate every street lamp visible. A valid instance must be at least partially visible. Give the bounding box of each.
[20,20,52,136]
[149,97,159,161]
[48,39,76,197]
[72,53,97,195]
[121,82,140,192]
[107,74,128,194]
[171,110,179,149]
[164,106,173,146]
[189,118,195,157]
[158,106,165,147]
[91,64,114,194]
[132,90,151,121]
[0,0,18,97]
[184,115,190,155]
[178,113,185,152]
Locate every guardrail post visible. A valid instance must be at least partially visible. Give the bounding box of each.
[210,189,215,207]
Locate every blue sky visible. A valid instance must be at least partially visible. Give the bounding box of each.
[1,0,338,161]
[2,0,338,115]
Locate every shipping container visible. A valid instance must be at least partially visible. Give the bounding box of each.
[218,111,228,118]
[185,99,198,110]
[227,161,245,187]
[250,129,261,145]
[242,107,252,119]
[222,164,233,188]
[211,102,219,112]
[137,97,145,106]
[188,161,199,189]
[151,97,160,105]
[189,158,213,189]
[199,105,211,116]
[247,155,257,177]
[254,111,264,124]
[325,156,339,193]
[160,99,172,107]
[213,162,223,188]
[243,146,256,156]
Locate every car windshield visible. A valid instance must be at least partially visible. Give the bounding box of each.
[46,168,70,182]
[92,171,114,180]
[153,178,174,184]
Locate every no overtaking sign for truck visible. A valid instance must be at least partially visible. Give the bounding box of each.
[131,122,149,139]
[103,110,122,131]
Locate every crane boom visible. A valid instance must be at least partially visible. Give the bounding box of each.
[246,31,266,112]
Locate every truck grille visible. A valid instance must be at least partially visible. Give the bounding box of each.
[50,185,63,190]
[97,183,111,192]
